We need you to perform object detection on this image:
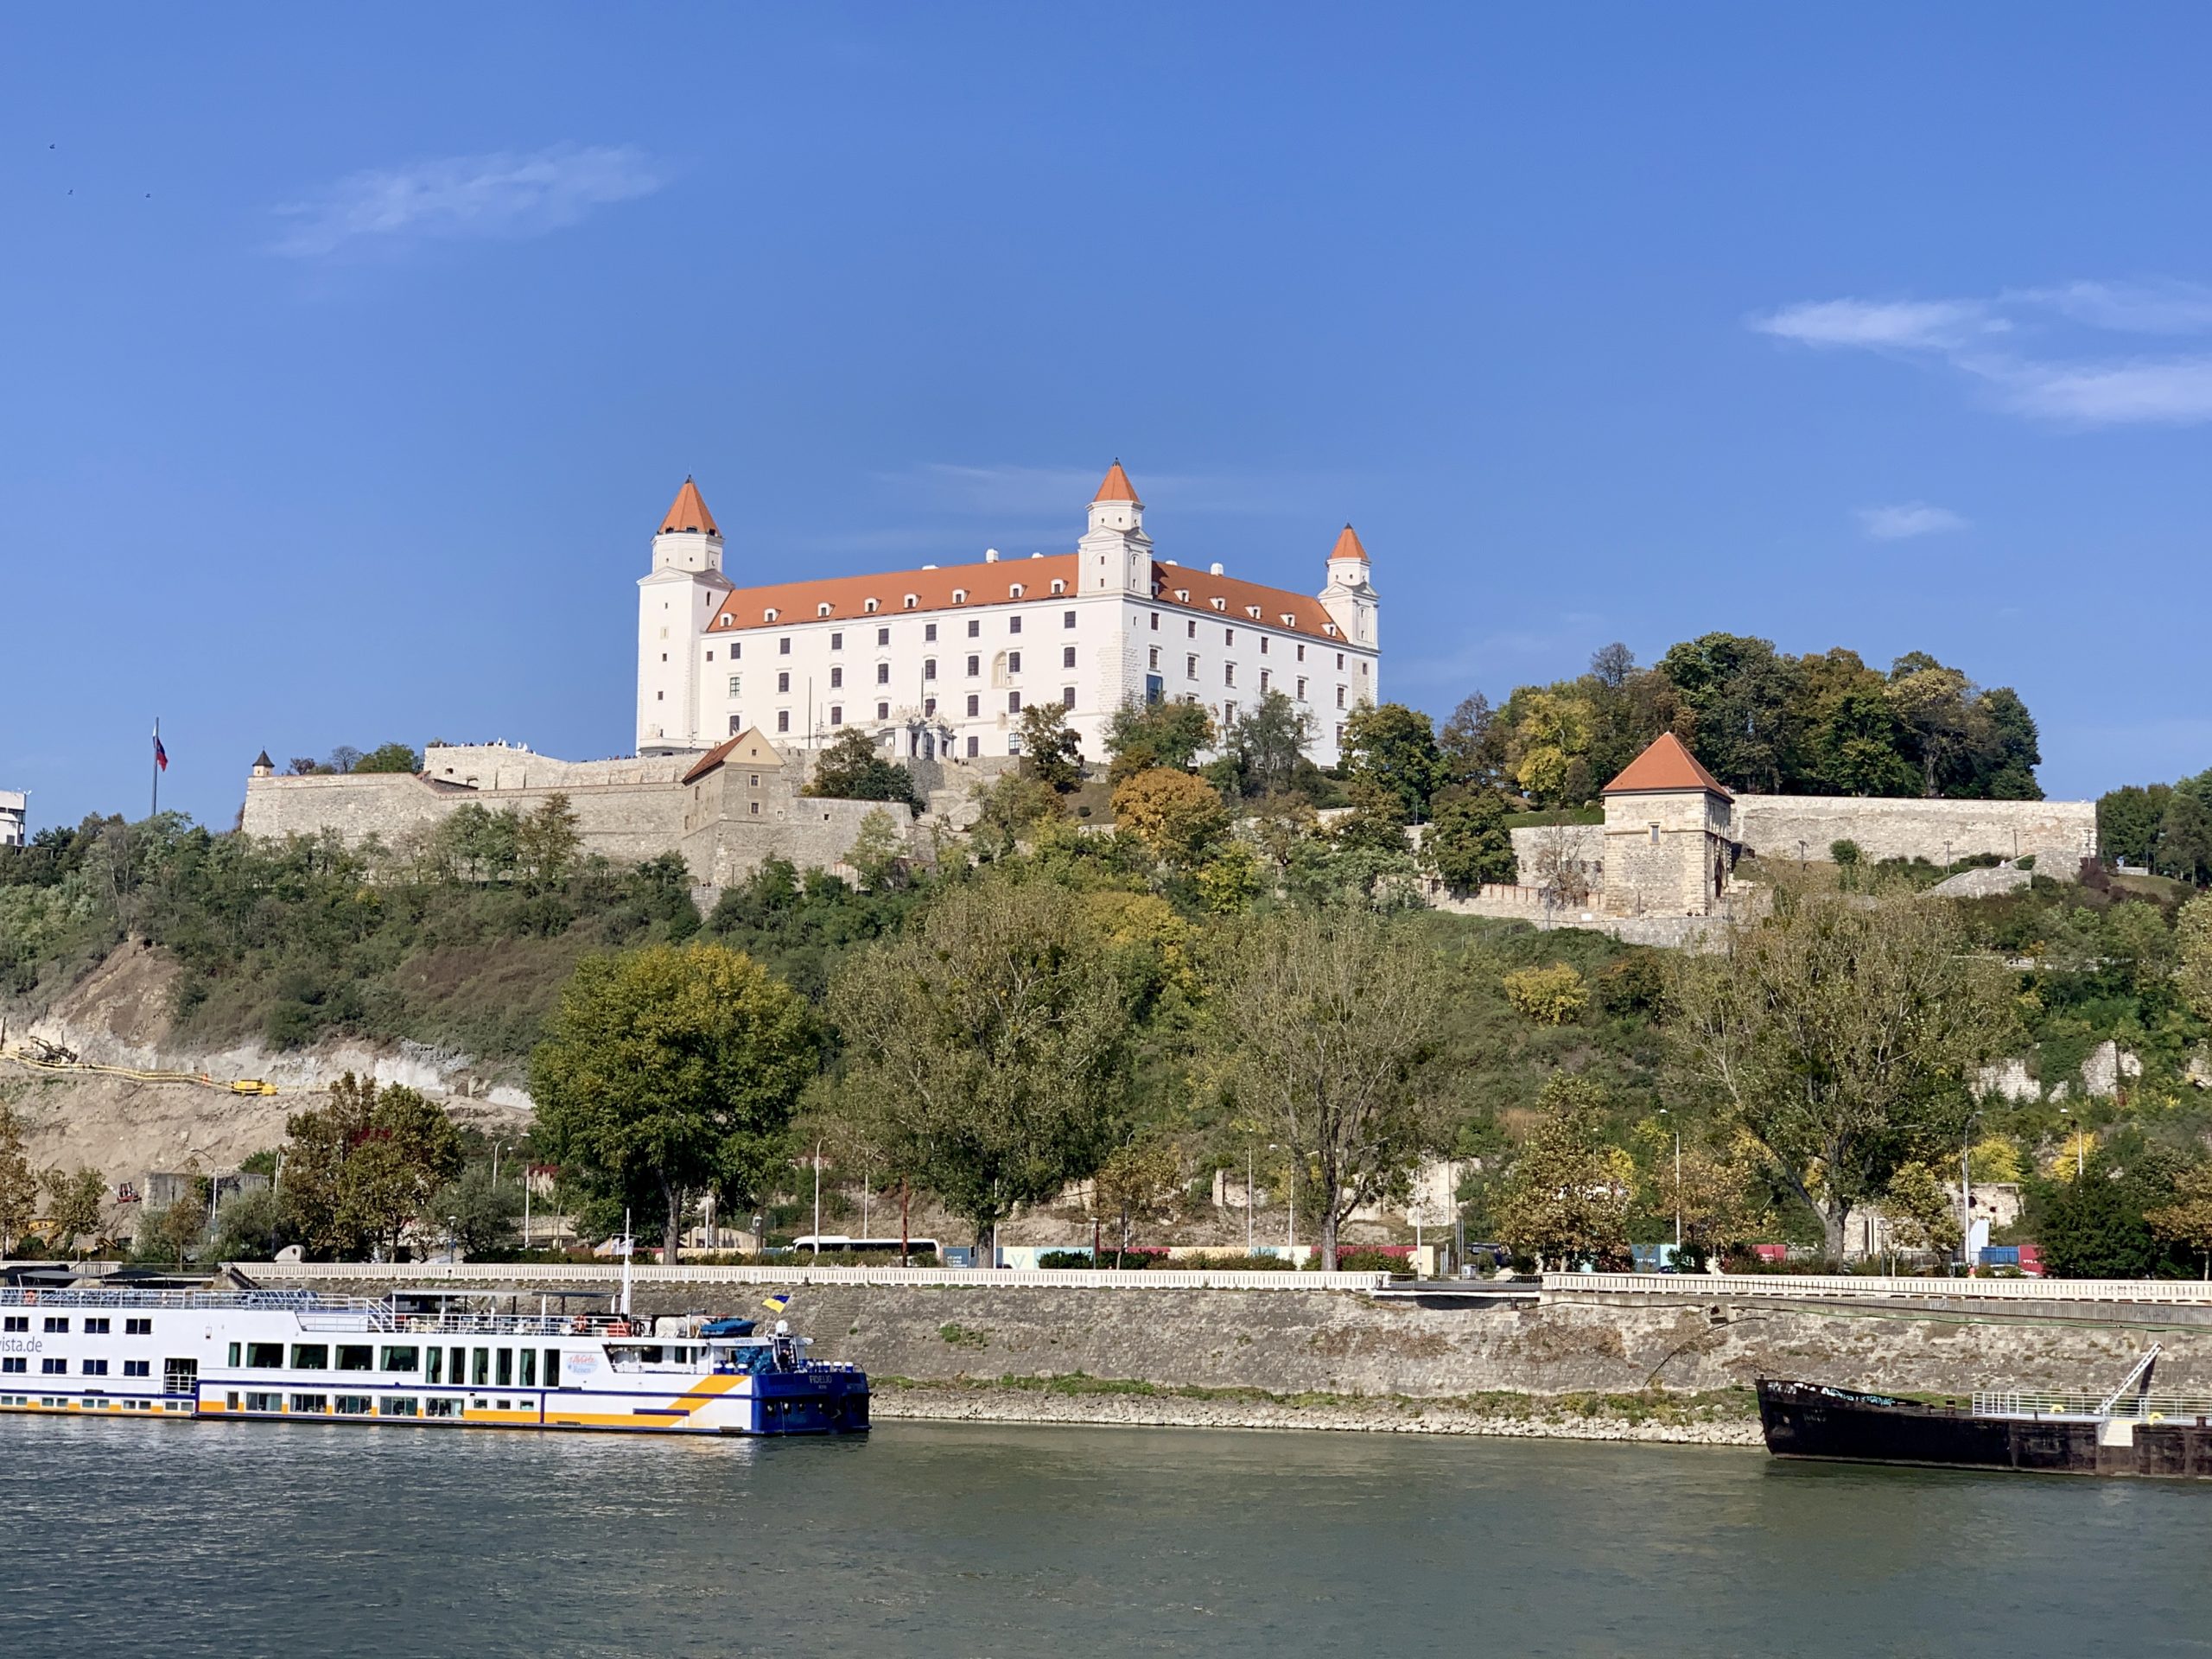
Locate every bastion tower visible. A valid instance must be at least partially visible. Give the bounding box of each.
[637,479,732,756]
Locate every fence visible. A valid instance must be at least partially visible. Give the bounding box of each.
[1545,1271,2212,1305]
[241,1261,1393,1293]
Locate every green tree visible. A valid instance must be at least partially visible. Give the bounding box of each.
[531,943,818,1263]
[1015,702,1086,793]
[1668,886,2015,1259]
[1658,632,1801,795]
[823,879,1135,1252]
[278,1074,466,1260]
[2148,1164,2212,1280]
[1424,792,1516,892]
[1106,697,1214,782]
[1092,1136,1182,1266]
[1212,909,1446,1268]
[1341,703,1444,824]
[514,794,582,885]
[1113,768,1230,868]
[353,742,423,774]
[1215,690,1314,799]
[1494,1076,1634,1270]
[429,1162,523,1258]
[209,1184,288,1263]
[1437,691,1506,794]
[0,1103,35,1254]
[143,1197,209,1268]
[804,728,923,814]
[1883,1160,1963,1262]
[2180,894,2212,1023]
[844,808,907,892]
[41,1166,107,1256]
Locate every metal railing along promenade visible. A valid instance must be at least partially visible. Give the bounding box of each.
[1972,1389,2212,1422]
[240,1262,1393,1292]
[1544,1271,2212,1305]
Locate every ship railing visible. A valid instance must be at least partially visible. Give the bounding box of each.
[1973,1389,2212,1421]
[0,1287,353,1313]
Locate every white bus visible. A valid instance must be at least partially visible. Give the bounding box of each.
[786,1236,941,1261]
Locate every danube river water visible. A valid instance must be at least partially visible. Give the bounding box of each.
[4,1415,2210,1657]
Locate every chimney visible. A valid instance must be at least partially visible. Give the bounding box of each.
[1210,563,1224,576]
[984,549,1000,563]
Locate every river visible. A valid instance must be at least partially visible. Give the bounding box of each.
[3,1415,2209,1656]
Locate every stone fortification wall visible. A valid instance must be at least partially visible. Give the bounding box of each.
[1730,794,2096,869]
[276,1276,2203,1402]
[240,770,690,865]
[422,744,685,790]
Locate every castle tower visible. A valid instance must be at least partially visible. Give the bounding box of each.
[638,478,734,755]
[1599,733,1735,916]
[1318,524,1379,651]
[1079,461,1155,596]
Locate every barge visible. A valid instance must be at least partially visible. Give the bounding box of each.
[1758,1346,2212,1478]
[0,1281,868,1437]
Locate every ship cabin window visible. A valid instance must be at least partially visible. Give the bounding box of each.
[124,1360,149,1377]
[291,1344,328,1370]
[41,1358,66,1375]
[290,1394,328,1414]
[381,1346,420,1373]
[378,1397,419,1418]
[82,1359,109,1376]
[44,1317,67,1333]
[227,1343,240,1366]
[2,1358,25,1375]
[426,1349,442,1384]
[2,1316,24,1332]
[473,1349,490,1388]
[519,1350,537,1388]
[336,1345,373,1372]
[245,1392,282,1413]
[335,1395,373,1416]
[85,1318,111,1334]
[449,1346,467,1383]
[426,1397,460,1418]
[544,1349,561,1387]
[496,1349,513,1388]
[246,1343,283,1369]
[126,1318,152,1336]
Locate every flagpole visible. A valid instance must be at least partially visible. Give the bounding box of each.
[151,717,161,818]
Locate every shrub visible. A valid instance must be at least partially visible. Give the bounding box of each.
[1037,1249,1095,1268]
[1330,1248,1415,1275]
[1593,950,1664,1014]
[1502,963,1589,1025]
[1174,1251,1295,1271]
[1829,839,1861,868]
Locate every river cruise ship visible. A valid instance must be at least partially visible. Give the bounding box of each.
[0,1284,869,1436]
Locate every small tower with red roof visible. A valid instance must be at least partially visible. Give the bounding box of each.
[1079,461,1155,597]
[1599,732,1736,916]
[1318,523,1378,651]
[639,477,734,755]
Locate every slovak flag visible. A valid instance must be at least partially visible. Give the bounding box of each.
[153,730,168,772]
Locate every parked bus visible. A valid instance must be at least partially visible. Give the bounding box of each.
[786,1236,941,1261]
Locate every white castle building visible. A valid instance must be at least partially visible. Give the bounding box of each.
[637,463,1382,767]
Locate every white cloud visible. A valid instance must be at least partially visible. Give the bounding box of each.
[271,143,662,257]
[1750,298,1994,352]
[1754,277,2212,427]
[1857,502,1968,541]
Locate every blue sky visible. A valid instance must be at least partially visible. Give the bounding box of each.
[4,4,2209,831]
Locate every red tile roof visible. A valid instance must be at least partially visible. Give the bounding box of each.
[660,478,720,537]
[1601,732,1731,798]
[681,726,784,784]
[1330,524,1370,563]
[704,553,1359,645]
[1092,461,1141,505]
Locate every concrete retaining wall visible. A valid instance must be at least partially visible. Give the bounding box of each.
[1730,794,2096,870]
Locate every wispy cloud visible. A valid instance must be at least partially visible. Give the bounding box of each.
[1751,279,2212,427]
[883,461,1307,520]
[1857,502,1968,541]
[271,143,662,257]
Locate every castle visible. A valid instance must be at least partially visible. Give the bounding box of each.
[243,465,1380,885]
[639,464,1381,766]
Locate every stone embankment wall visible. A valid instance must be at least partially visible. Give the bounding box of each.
[277,1278,2212,1402]
[1729,795,2096,870]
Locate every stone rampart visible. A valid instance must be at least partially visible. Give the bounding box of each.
[1730,794,2096,870]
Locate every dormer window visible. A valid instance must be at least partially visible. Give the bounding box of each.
[1210,597,1226,612]
[904,594,918,608]
[1246,606,1261,620]
[1009,583,1024,598]
[864,598,879,613]
[817,602,833,618]
[765,607,779,622]
[1324,623,1339,637]
[952,588,967,604]
[1050,579,1065,594]
[1281,613,1295,626]
[1175,588,1190,602]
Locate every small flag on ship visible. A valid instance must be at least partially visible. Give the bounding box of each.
[761,1291,792,1316]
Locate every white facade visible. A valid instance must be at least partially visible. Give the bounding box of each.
[0,791,24,849]
[636,467,1382,768]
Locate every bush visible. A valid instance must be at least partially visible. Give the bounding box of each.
[1330,1248,1415,1275]
[1592,950,1664,1014]
[1502,963,1589,1025]
[1037,1249,1095,1268]
[1173,1251,1295,1271]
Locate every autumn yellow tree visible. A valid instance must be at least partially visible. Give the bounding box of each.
[1113,768,1230,867]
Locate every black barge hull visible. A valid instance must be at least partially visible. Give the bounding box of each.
[1758,1379,2212,1479]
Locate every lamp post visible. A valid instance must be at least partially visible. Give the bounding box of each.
[1245,1143,1255,1254]
[1657,1109,1681,1253]
[1269,1143,1294,1257]
[2059,1107,2085,1179]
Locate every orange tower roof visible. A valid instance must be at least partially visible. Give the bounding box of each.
[1092,461,1141,505]
[1330,524,1370,563]
[1600,732,1732,798]
[659,477,720,537]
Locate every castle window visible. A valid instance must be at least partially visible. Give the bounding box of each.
[1224,627,1236,646]
[1150,612,1160,630]
[1224,663,1236,687]
[1007,691,1022,714]
[830,632,843,650]
[1247,606,1261,620]
[1325,624,1339,638]
[779,637,791,655]
[1336,723,1345,746]
[1336,652,1345,671]
[1010,583,1025,598]
[1175,589,1190,603]
[925,623,938,641]
[864,598,879,613]
[731,643,741,659]
[1185,619,1196,639]
[877,626,890,647]
[1650,823,1662,845]
[1051,580,1066,595]
[766,609,779,623]
[924,658,938,680]
[829,705,843,726]
[967,735,980,758]
[1185,654,1198,679]
[728,716,743,734]
[966,695,980,717]
[876,701,889,720]
[749,801,760,816]
[817,603,832,618]
[1224,701,1238,724]
[925,696,937,717]
[728,676,741,696]
[1211,598,1226,612]
[1297,643,1306,662]
[1335,685,1345,709]
[952,588,967,604]
[1296,677,1307,700]
[1260,669,1270,692]
[905,594,918,609]
[1061,686,1076,709]
[1361,661,1370,677]
[778,672,790,693]
[656,691,664,701]
[1008,615,1022,635]
[830,667,842,689]
[1007,652,1022,674]
[777,711,790,733]
[1259,637,1269,655]
[1281,613,1295,627]
[967,619,981,639]
[966,654,980,677]
[1148,647,1160,670]
[749,775,760,787]
[1063,609,1076,629]
[1062,645,1076,669]
[875,663,890,685]
[705,651,714,662]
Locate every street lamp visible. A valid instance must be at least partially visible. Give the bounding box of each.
[1245,1141,1255,1254]
[1269,1143,1294,1256]
[1657,1109,1681,1254]
[2058,1106,2085,1179]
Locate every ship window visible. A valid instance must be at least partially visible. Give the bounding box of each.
[245,1391,282,1413]
[45,1317,68,1333]
[85,1318,111,1334]
[544,1349,561,1387]
[2,1317,23,1332]
[247,1343,283,1369]
[335,1395,373,1416]
[1,1359,23,1375]
[426,1397,460,1418]
[289,1394,328,1414]
[379,1396,419,1417]
[473,1349,490,1388]
[497,1350,513,1388]
[290,1344,328,1370]
[124,1360,149,1377]
[426,1349,442,1384]
[126,1318,152,1336]
[227,1343,240,1366]
[381,1346,420,1373]
[82,1358,109,1376]
[41,1358,65,1375]
[337,1345,372,1372]
[519,1349,537,1388]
